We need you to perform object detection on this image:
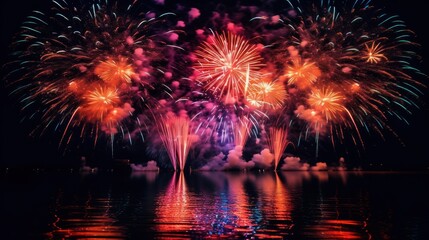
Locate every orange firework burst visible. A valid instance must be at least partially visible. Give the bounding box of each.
[94,57,135,86]
[194,32,264,102]
[80,86,120,122]
[283,58,321,89]
[267,128,290,170]
[362,42,387,64]
[157,116,193,171]
[308,88,345,122]
[247,80,287,110]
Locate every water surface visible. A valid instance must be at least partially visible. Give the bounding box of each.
[2,170,429,239]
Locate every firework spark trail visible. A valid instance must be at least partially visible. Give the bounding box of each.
[233,117,251,147]
[268,128,290,170]
[157,116,193,171]
[188,94,268,147]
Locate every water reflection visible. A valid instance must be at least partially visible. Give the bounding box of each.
[154,173,195,236]
[282,171,311,187]
[4,171,427,239]
[43,171,366,239]
[47,196,126,239]
[152,171,365,239]
[45,176,127,239]
[130,170,158,182]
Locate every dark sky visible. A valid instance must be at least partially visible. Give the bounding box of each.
[1,0,428,169]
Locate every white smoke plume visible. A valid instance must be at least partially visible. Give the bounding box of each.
[281,156,310,171]
[250,148,274,169]
[223,145,255,170]
[130,160,159,171]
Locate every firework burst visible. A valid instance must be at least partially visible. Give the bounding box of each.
[246,80,287,110]
[6,0,175,151]
[194,31,264,103]
[308,87,345,123]
[282,57,321,89]
[94,57,136,85]
[362,41,388,64]
[264,0,427,153]
[81,86,120,121]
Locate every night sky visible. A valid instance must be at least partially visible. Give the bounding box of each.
[1,0,428,169]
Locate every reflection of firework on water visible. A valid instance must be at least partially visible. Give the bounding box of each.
[157,115,194,171]
[194,32,264,104]
[6,0,175,150]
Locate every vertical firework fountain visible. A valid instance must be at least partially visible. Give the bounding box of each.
[268,128,291,170]
[233,117,251,147]
[157,116,193,171]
